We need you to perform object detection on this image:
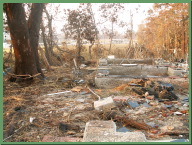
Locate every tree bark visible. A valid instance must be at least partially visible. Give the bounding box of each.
[4,3,44,80]
[28,3,45,77]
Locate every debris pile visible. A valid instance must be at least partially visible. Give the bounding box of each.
[3,58,189,142]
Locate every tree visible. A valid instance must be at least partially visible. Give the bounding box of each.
[4,3,45,81]
[41,5,63,66]
[99,3,124,55]
[64,5,97,63]
[136,3,188,60]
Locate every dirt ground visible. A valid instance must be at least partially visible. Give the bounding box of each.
[3,64,189,142]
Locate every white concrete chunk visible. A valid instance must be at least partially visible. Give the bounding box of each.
[94,97,115,111]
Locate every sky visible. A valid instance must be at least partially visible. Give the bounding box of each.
[51,3,154,35]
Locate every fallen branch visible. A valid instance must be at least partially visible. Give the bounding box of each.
[87,86,101,101]
[6,72,41,79]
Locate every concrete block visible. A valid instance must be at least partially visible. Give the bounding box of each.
[83,120,147,142]
[94,97,115,111]
[83,120,116,142]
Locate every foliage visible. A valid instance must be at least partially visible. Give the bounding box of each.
[137,3,189,60]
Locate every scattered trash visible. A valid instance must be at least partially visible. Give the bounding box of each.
[182,97,189,102]
[144,92,149,97]
[129,83,141,87]
[46,91,72,96]
[159,90,178,101]
[71,86,84,92]
[173,112,183,116]
[108,55,115,59]
[29,117,36,123]
[160,83,174,91]
[142,103,150,108]
[76,99,85,103]
[163,104,173,108]
[128,101,140,109]
[79,91,88,95]
[146,95,154,100]
[78,79,85,84]
[113,96,128,102]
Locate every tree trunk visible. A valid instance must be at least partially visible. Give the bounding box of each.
[4,3,44,81]
[88,3,101,59]
[108,21,114,55]
[41,23,53,65]
[28,3,45,77]
[89,42,94,59]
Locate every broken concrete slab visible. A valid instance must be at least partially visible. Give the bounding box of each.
[97,65,168,76]
[83,120,116,142]
[94,97,115,111]
[83,120,147,142]
[168,67,185,77]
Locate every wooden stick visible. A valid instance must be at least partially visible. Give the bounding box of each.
[73,58,78,70]
[6,72,41,79]
[87,86,101,101]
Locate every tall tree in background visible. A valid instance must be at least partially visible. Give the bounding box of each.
[4,3,45,81]
[99,3,124,55]
[64,5,97,63]
[137,3,188,60]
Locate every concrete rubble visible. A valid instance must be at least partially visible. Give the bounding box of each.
[39,58,190,142]
[95,58,189,89]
